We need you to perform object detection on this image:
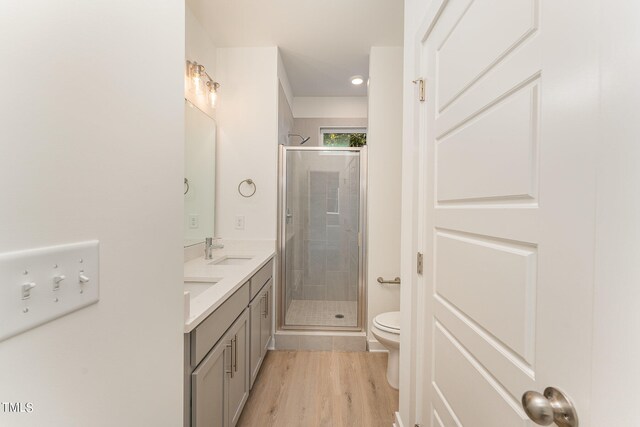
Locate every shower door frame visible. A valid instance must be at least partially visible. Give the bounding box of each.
[277,145,368,332]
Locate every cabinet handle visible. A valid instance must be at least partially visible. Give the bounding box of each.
[262,294,267,318]
[225,342,233,378]
[266,291,269,317]
[233,335,238,373]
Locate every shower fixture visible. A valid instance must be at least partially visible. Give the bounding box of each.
[288,133,310,145]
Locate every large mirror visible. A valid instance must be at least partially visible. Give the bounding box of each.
[184,99,216,247]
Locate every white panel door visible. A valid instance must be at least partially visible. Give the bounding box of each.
[417,0,599,425]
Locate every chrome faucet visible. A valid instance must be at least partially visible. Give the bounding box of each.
[204,238,213,259]
[204,237,224,260]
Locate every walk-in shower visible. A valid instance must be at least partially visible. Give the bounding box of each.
[278,145,367,331]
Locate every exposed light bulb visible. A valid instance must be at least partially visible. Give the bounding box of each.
[192,64,205,94]
[207,80,219,108]
[209,88,217,107]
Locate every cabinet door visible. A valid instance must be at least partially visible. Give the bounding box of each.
[249,293,264,389]
[260,280,273,358]
[227,308,249,427]
[191,338,229,427]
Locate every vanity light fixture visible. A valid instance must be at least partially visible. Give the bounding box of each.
[206,80,220,108]
[187,60,221,106]
[190,62,205,94]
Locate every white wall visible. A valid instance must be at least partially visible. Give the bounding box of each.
[591,2,640,425]
[278,84,295,147]
[293,96,368,118]
[278,49,295,147]
[185,5,218,119]
[215,47,279,240]
[277,49,295,114]
[0,2,184,426]
[366,47,404,348]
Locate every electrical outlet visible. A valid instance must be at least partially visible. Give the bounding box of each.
[235,215,245,230]
[189,214,199,229]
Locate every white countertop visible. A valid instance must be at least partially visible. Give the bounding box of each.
[183,239,276,333]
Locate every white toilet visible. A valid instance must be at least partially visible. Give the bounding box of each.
[371,311,401,389]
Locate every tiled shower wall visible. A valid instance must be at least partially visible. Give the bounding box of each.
[284,152,360,317]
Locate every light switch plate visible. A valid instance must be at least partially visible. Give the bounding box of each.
[0,241,99,342]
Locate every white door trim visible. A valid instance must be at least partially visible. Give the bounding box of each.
[399,1,452,424]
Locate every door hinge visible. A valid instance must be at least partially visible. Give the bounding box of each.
[417,252,424,275]
[412,78,425,102]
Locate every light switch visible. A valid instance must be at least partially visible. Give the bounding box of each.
[79,271,90,284]
[53,275,65,291]
[0,241,99,342]
[21,282,36,300]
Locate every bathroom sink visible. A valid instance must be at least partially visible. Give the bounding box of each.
[208,256,253,266]
[184,277,220,299]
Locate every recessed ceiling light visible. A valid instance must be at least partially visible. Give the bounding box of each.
[351,75,364,85]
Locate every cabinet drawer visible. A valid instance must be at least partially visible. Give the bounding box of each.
[191,282,250,368]
[249,259,273,300]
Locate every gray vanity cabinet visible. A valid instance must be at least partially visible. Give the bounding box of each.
[260,281,273,357]
[249,292,263,388]
[186,257,274,427]
[191,308,249,427]
[249,278,273,388]
[227,309,249,427]
[191,338,226,427]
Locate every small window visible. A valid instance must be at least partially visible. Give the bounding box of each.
[320,127,367,147]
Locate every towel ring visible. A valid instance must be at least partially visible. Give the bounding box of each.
[238,179,256,198]
[184,178,190,195]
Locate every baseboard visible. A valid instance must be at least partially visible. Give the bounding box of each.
[394,411,404,427]
[367,338,388,352]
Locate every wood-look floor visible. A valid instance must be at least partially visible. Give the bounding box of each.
[237,351,398,427]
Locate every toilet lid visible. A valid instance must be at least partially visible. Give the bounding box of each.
[373,311,400,334]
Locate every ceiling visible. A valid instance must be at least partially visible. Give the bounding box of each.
[186,0,404,97]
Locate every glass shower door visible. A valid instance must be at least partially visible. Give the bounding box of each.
[280,146,365,330]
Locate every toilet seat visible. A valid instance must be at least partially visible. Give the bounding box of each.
[373,311,400,335]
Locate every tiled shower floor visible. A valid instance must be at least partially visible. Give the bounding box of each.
[285,299,358,327]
